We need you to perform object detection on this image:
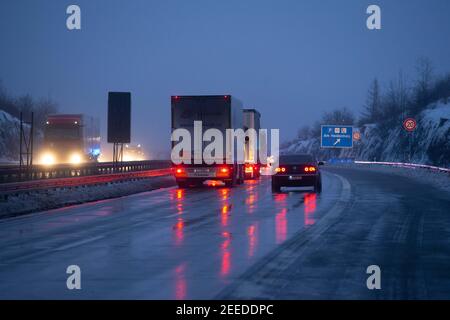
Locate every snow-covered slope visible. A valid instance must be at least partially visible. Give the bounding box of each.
[282,100,450,167]
[0,110,21,163]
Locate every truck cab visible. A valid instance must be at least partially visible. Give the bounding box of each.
[40,114,100,165]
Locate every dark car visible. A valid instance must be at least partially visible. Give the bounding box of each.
[271,154,323,193]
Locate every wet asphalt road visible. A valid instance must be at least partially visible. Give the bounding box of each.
[0,166,449,299]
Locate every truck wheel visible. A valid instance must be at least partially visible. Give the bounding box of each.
[225,173,237,187]
[225,180,234,188]
[177,181,188,188]
[238,167,244,184]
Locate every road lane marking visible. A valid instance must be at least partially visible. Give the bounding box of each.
[217,172,352,299]
[54,235,104,251]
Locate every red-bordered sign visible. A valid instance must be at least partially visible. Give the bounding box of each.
[403,118,417,132]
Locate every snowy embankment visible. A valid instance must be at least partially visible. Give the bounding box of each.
[0,110,22,163]
[0,176,175,219]
[283,100,450,167]
[335,162,450,194]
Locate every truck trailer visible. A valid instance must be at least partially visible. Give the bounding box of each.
[40,114,100,165]
[171,95,244,188]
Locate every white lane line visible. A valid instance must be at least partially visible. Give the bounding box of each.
[54,235,104,251]
[216,172,353,299]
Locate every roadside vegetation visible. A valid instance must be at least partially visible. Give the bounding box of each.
[283,58,450,166]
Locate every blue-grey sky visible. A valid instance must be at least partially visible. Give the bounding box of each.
[1,0,450,157]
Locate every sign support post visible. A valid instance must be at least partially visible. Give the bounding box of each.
[107,92,131,167]
[403,118,417,162]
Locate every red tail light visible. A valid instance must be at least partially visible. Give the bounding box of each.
[304,166,317,172]
[217,166,231,178]
[275,167,286,173]
[174,167,187,177]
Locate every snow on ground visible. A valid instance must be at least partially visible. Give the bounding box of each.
[0,110,22,162]
[342,163,450,193]
[282,100,450,167]
[0,176,175,219]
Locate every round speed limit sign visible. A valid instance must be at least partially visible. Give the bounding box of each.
[403,118,417,132]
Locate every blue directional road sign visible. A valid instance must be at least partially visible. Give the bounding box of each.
[321,125,353,148]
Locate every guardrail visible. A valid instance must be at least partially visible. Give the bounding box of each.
[0,168,172,195]
[354,161,450,173]
[0,160,171,184]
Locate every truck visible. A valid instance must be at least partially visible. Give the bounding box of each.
[123,143,145,161]
[39,114,100,165]
[171,95,244,188]
[243,108,261,179]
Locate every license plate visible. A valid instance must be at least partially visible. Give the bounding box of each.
[289,176,303,180]
[187,169,216,178]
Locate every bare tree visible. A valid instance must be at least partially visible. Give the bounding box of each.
[322,107,355,125]
[0,81,20,117]
[412,57,434,114]
[297,125,312,140]
[361,78,381,123]
[15,94,34,115]
[431,73,450,103]
[33,97,58,130]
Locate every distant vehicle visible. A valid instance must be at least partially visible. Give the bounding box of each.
[123,144,145,161]
[243,109,262,179]
[171,95,244,188]
[40,114,100,165]
[271,154,323,193]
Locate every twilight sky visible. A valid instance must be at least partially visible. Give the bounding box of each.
[1,0,450,157]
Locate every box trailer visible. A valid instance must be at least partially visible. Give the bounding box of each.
[171,95,244,187]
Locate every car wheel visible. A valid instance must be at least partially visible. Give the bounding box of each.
[272,181,281,193]
[314,180,322,193]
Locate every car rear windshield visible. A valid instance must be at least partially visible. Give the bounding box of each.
[279,154,314,164]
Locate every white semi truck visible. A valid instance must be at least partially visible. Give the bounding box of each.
[171,95,245,188]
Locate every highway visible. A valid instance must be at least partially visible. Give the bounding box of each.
[0,166,449,299]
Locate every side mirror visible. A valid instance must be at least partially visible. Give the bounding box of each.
[318,161,324,166]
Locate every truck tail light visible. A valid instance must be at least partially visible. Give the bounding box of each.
[245,164,254,173]
[275,167,286,173]
[174,167,187,177]
[304,166,316,172]
[217,166,231,178]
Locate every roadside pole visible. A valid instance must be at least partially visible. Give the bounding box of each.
[403,118,417,162]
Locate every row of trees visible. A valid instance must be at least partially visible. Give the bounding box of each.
[360,57,450,126]
[293,57,450,142]
[0,81,58,132]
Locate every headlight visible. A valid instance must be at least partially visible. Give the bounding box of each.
[41,153,55,166]
[70,153,82,164]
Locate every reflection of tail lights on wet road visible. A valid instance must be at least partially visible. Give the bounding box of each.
[247,224,258,258]
[275,208,288,244]
[174,263,187,300]
[220,232,232,277]
[304,193,317,226]
[173,219,184,246]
